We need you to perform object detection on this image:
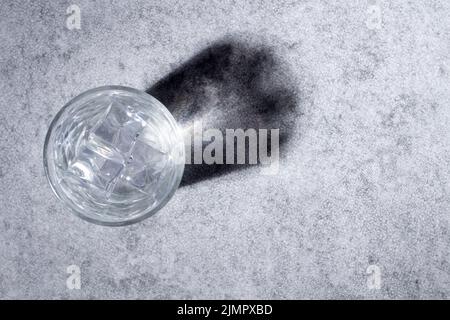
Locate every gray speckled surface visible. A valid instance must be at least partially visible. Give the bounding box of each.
[0,0,449,299]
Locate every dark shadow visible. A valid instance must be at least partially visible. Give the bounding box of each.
[147,38,300,186]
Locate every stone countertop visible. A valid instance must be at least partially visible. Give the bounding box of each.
[0,0,449,299]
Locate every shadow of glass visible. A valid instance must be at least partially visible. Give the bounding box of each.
[147,38,300,187]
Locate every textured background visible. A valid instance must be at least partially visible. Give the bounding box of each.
[0,0,449,299]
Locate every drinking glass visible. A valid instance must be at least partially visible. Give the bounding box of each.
[43,86,185,226]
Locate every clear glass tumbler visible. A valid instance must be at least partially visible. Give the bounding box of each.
[43,86,185,226]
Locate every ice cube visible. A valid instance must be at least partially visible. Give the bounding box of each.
[117,140,168,191]
[128,168,148,189]
[70,144,105,181]
[108,101,133,125]
[99,159,123,180]
[90,101,144,153]
[69,140,124,193]
[115,121,144,154]
[112,174,157,203]
[120,167,162,191]
[131,140,168,172]
[92,109,119,145]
